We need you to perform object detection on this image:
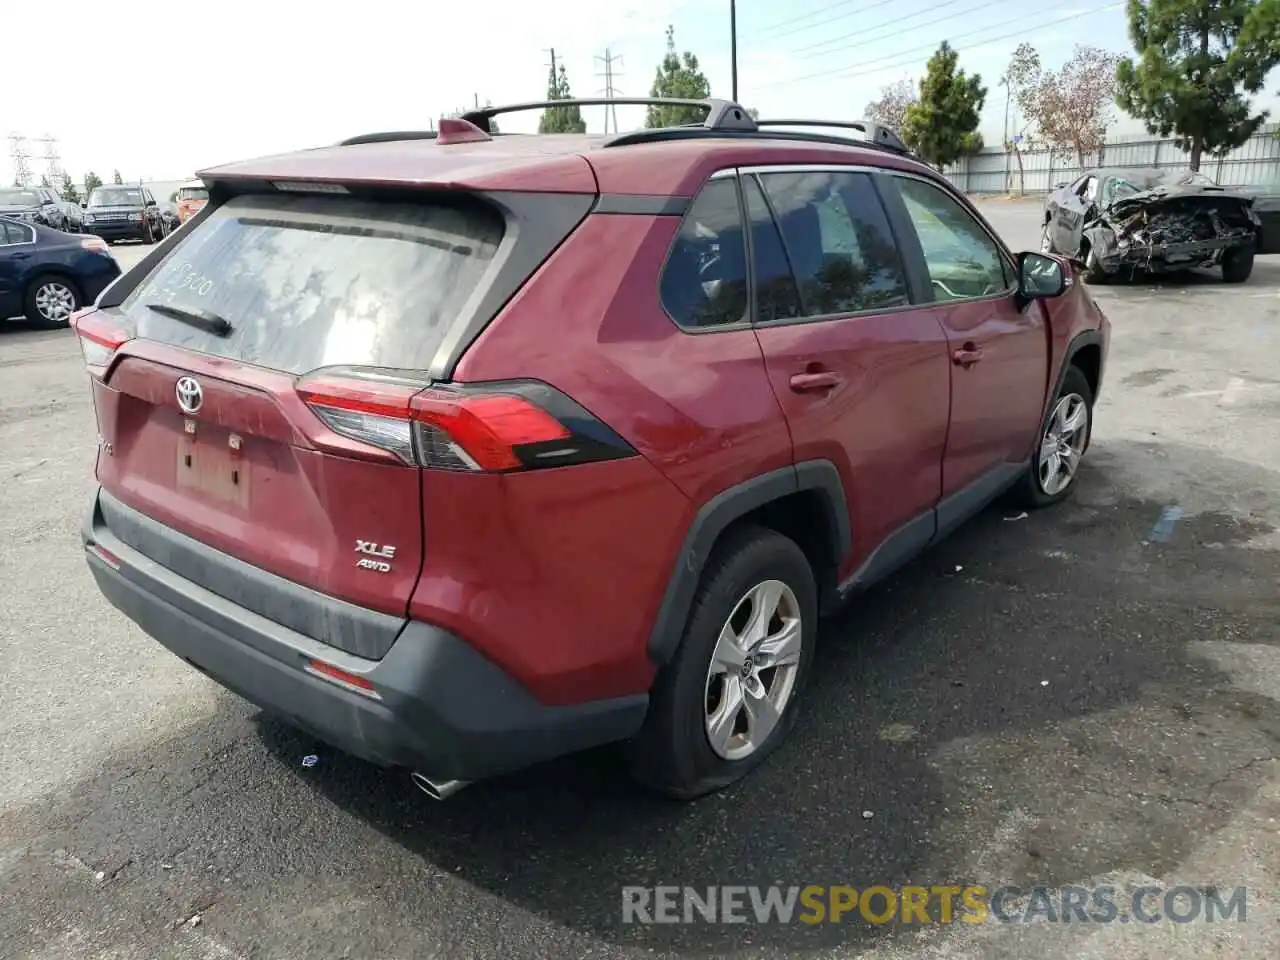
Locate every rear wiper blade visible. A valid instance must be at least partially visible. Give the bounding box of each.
[144,302,233,337]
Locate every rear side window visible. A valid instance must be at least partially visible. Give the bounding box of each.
[1,221,34,244]
[660,179,748,329]
[116,193,505,375]
[758,170,909,317]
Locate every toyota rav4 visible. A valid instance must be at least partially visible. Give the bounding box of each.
[75,99,1109,801]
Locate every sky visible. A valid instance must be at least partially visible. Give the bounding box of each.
[4,0,1280,186]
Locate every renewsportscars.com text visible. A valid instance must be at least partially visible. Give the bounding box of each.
[620,884,1247,925]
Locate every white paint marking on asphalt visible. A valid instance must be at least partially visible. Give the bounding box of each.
[1218,377,1247,407]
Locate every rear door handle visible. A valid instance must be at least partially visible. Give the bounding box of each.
[952,345,984,368]
[789,371,843,393]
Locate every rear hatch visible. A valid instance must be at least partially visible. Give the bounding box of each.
[77,188,515,658]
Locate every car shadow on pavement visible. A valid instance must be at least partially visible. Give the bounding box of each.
[4,440,1279,957]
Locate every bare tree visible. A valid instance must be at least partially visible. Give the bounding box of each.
[864,78,917,132]
[1001,43,1042,196]
[1008,43,1122,168]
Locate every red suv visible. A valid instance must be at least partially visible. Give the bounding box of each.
[76,99,1109,801]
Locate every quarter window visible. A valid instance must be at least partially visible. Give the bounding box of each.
[758,170,909,318]
[659,178,749,329]
[1,221,34,245]
[894,177,1011,302]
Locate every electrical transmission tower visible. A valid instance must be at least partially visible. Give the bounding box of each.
[594,48,624,134]
[34,134,63,184]
[8,134,32,186]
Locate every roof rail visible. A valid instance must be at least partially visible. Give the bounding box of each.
[340,130,439,146]
[754,120,910,155]
[460,97,757,134]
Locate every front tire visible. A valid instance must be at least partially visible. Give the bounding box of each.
[1222,245,1254,283]
[628,526,817,799]
[24,274,82,329]
[1010,365,1094,508]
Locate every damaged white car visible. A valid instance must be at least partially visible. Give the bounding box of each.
[1041,168,1280,283]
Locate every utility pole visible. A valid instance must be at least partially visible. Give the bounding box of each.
[8,133,32,187]
[730,0,739,102]
[34,134,63,185]
[595,48,624,134]
[1000,76,1012,192]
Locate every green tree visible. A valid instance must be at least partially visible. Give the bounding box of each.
[60,172,80,205]
[111,169,123,184]
[538,63,587,133]
[900,42,987,167]
[647,25,711,128]
[1116,0,1280,171]
[84,171,104,196]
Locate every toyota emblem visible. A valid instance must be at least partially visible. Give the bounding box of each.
[175,376,204,414]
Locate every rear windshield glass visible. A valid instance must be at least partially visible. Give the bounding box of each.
[179,186,209,201]
[91,187,145,206]
[115,192,505,375]
[0,189,42,206]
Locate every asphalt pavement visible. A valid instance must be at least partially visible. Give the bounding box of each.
[1,212,1279,959]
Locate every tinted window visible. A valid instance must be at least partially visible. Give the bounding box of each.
[115,193,505,375]
[759,170,908,317]
[742,176,802,323]
[660,178,748,329]
[895,177,1010,302]
[1,221,34,244]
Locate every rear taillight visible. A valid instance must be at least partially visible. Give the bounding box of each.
[71,309,129,378]
[295,371,636,472]
[80,236,110,255]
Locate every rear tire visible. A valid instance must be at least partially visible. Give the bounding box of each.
[1008,365,1094,509]
[24,274,82,329]
[1222,246,1254,283]
[627,526,817,799]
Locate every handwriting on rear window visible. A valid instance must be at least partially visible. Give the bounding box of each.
[160,259,215,297]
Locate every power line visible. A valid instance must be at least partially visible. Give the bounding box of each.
[768,0,898,40]
[759,0,864,33]
[793,0,1005,56]
[775,2,1121,87]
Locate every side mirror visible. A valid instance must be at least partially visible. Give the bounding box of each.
[1053,181,1067,189]
[1018,252,1067,299]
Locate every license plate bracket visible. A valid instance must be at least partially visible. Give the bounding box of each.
[176,423,250,509]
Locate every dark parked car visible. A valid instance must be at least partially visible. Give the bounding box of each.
[157,201,181,234]
[0,217,121,327]
[1042,167,1280,283]
[74,99,1109,801]
[0,185,83,232]
[83,184,168,244]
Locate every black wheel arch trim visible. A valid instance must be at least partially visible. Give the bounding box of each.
[1055,328,1104,401]
[647,460,851,665]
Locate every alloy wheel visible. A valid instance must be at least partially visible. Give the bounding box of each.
[34,282,77,325]
[704,579,804,761]
[1039,392,1089,496]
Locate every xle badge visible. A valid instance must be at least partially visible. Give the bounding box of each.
[355,540,396,573]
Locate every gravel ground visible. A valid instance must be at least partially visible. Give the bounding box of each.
[1,209,1279,959]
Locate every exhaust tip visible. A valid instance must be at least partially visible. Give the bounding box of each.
[411,771,470,801]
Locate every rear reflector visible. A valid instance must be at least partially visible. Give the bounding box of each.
[294,370,636,473]
[88,543,122,569]
[305,658,381,699]
[72,309,129,377]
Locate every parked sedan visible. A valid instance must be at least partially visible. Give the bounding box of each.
[0,217,121,328]
[1042,168,1279,283]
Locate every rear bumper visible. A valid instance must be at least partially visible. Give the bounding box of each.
[82,489,648,782]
